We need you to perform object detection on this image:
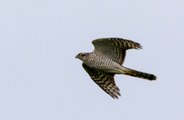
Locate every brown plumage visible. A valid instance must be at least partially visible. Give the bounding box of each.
[76,38,156,99]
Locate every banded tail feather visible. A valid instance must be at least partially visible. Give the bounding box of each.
[122,67,156,80]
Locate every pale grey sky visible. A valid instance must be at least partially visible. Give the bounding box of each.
[0,0,184,120]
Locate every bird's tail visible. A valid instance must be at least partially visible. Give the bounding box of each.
[121,67,157,80]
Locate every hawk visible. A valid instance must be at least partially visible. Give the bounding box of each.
[75,38,156,99]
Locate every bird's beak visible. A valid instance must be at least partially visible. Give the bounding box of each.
[75,54,79,58]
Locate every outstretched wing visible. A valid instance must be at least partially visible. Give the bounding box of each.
[82,63,121,99]
[92,38,142,65]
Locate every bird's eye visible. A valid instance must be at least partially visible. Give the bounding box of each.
[80,54,85,57]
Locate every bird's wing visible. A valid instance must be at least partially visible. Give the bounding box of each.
[92,38,142,65]
[82,63,121,99]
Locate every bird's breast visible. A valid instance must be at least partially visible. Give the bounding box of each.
[84,54,121,73]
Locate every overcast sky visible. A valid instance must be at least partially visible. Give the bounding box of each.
[0,0,184,120]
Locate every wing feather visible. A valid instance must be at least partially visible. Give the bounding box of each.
[82,63,121,99]
[92,38,142,65]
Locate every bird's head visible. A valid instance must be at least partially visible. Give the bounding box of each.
[75,52,89,61]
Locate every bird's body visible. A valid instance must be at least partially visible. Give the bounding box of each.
[84,52,122,73]
[76,38,156,99]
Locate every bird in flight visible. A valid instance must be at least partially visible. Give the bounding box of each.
[75,38,156,99]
